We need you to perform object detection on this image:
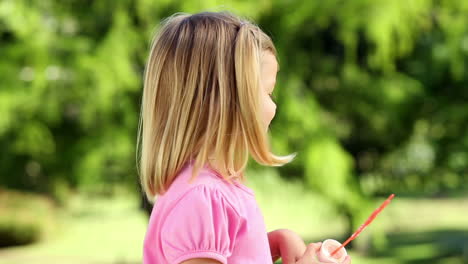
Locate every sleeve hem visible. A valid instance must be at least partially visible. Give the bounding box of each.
[172,250,228,264]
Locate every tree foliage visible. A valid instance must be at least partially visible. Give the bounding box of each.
[1,0,467,204]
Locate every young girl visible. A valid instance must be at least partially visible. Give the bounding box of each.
[138,11,352,264]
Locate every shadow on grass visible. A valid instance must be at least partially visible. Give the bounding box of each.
[381,229,468,264]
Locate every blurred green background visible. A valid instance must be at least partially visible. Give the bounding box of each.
[1,0,467,263]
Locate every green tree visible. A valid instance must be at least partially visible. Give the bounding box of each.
[1,0,468,253]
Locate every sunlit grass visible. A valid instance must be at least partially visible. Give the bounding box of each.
[0,191,147,264]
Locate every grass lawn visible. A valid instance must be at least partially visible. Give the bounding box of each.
[0,168,467,263]
[0,191,147,264]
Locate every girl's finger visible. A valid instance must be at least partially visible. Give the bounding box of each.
[311,242,322,252]
[343,255,351,264]
[296,242,322,264]
[302,242,322,258]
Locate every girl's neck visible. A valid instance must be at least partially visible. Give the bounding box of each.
[206,157,245,184]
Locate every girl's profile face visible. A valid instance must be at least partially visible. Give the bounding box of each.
[260,51,279,130]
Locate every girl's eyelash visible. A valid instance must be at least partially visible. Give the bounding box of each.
[269,93,276,100]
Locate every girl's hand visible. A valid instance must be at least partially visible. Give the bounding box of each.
[267,229,352,264]
[268,229,307,264]
[296,243,352,264]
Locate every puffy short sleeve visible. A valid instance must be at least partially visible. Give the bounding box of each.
[160,184,245,264]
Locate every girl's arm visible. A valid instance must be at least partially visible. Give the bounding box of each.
[268,230,282,262]
[180,258,222,264]
[268,229,308,264]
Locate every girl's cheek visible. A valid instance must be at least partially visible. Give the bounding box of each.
[267,102,276,125]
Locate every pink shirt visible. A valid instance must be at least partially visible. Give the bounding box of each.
[143,161,273,264]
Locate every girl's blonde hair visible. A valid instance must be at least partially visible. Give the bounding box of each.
[137,11,296,203]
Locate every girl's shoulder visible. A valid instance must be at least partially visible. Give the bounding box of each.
[144,164,253,264]
[156,163,253,217]
[175,162,252,195]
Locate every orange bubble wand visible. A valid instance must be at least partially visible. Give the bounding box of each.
[330,194,395,256]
